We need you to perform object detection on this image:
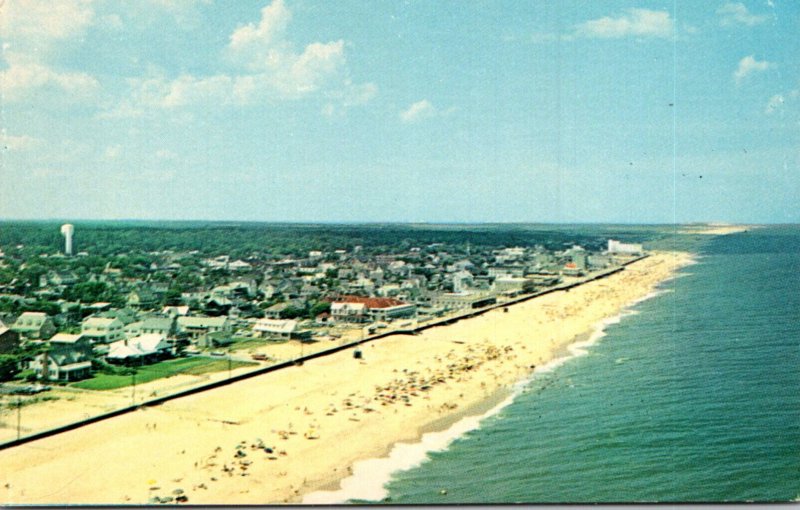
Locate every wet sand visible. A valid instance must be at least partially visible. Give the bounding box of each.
[0,251,693,505]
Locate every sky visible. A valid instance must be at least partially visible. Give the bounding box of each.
[1,0,798,224]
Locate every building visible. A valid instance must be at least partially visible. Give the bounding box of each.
[562,262,583,277]
[264,302,293,319]
[487,266,525,278]
[107,334,171,364]
[46,270,79,287]
[526,275,561,287]
[97,308,138,326]
[607,239,643,255]
[0,321,20,354]
[330,296,417,323]
[452,270,474,292]
[162,305,190,318]
[431,291,497,311]
[588,254,613,269]
[176,316,231,340]
[330,302,367,322]
[492,277,535,295]
[565,246,588,270]
[228,260,252,271]
[11,312,56,340]
[81,316,126,344]
[253,319,311,341]
[30,334,92,381]
[126,289,159,310]
[124,316,175,339]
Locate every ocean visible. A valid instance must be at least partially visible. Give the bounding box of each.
[312,226,800,503]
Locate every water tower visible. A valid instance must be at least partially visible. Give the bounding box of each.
[60,224,74,256]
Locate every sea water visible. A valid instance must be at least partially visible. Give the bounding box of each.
[308,226,800,503]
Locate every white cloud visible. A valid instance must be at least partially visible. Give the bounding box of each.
[159,74,237,107]
[0,130,41,151]
[0,1,99,103]
[575,9,673,39]
[278,40,345,96]
[123,0,212,29]
[149,0,211,11]
[400,100,436,123]
[765,86,800,115]
[0,57,100,102]
[228,0,292,63]
[717,3,768,27]
[101,72,238,116]
[734,55,775,84]
[323,81,378,116]
[0,0,95,45]
[764,94,784,114]
[105,0,362,116]
[226,0,347,99]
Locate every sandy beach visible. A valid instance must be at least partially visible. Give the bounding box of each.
[677,224,753,236]
[0,251,693,505]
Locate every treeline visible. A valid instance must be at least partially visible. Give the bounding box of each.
[0,221,667,258]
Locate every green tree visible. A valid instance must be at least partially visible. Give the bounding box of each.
[163,288,183,306]
[282,305,305,319]
[0,355,20,382]
[308,301,331,318]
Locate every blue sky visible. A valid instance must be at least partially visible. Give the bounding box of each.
[1,1,797,223]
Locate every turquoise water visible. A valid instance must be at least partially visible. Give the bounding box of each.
[363,226,800,503]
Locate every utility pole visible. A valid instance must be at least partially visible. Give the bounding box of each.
[228,351,232,379]
[131,370,136,406]
[16,396,21,440]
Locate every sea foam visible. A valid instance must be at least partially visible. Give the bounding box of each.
[302,391,518,504]
[302,283,674,504]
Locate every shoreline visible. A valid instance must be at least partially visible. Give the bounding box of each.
[0,251,695,505]
[302,275,680,505]
[306,384,514,501]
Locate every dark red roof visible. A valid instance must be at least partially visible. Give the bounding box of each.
[330,295,409,309]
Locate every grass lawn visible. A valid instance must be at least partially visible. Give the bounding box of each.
[71,357,258,391]
[229,337,288,351]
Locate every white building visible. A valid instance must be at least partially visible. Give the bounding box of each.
[107,333,170,363]
[331,302,368,322]
[607,239,643,255]
[493,277,534,294]
[253,318,310,340]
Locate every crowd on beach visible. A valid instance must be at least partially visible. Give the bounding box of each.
[0,252,695,505]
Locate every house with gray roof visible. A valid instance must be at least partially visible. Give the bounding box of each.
[81,316,125,344]
[176,316,231,341]
[11,312,56,340]
[127,289,159,310]
[30,342,92,381]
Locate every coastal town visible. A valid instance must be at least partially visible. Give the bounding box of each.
[0,223,643,441]
[0,222,687,506]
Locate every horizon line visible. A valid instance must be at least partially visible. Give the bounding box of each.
[0,218,773,227]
